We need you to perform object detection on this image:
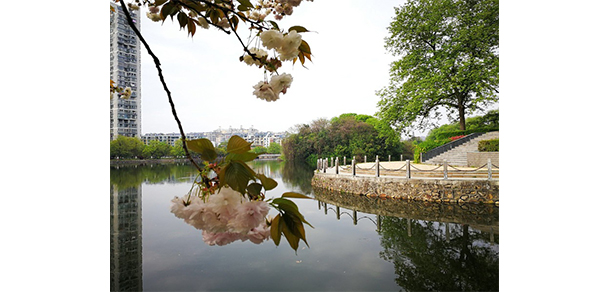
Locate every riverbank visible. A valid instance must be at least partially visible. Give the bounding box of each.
[110,158,195,166]
[312,171,499,205]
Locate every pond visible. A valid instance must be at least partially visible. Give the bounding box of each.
[111,160,499,291]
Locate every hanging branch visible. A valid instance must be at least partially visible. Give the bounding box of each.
[118,0,203,173]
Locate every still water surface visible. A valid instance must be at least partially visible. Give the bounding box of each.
[111,161,499,291]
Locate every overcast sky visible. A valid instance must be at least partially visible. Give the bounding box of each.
[137,0,436,136]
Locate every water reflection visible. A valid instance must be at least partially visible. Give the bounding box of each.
[379,217,499,291]
[313,188,499,291]
[110,161,498,291]
[110,184,143,292]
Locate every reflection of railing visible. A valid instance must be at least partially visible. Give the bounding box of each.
[318,200,382,231]
[315,199,498,244]
[316,156,499,180]
[313,187,499,232]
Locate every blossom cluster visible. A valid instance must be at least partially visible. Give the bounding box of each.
[171,187,271,246]
[449,135,466,141]
[260,29,302,61]
[252,73,293,102]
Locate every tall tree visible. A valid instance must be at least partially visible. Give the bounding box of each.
[377,0,499,133]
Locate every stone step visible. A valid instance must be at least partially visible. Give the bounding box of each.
[423,131,498,166]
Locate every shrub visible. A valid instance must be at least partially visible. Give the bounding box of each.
[478,139,499,152]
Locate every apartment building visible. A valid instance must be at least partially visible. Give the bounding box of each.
[110,3,141,140]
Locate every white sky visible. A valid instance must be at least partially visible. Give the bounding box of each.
[138,0,416,135]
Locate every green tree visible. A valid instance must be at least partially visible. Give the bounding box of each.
[253,146,267,154]
[142,140,172,159]
[282,113,405,166]
[267,142,281,154]
[170,139,187,157]
[377,0,499,134]
[110,135,145,159]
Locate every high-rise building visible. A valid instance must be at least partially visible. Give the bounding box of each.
[110,3,141,141]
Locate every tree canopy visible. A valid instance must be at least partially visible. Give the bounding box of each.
[282,113,409,166]
[376,0,499,134]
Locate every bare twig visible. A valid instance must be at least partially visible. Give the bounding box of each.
[118,0,203,173]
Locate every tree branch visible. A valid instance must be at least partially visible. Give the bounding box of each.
[118,0,203,173]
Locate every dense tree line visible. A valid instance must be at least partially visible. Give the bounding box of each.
[282,113,414,166]
[110,136,281,159]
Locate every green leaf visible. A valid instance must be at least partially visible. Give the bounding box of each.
[270,215,282,246]
[288,25,309,33]
[217,161,256,194]
[226,151,259,162]
[284,214,309,248]
[299,40,311,54]
[281,216,300,251]
[185,138,217,161]
[246,183,263,198]
[177,11,188,28]
[236,0,254,9]
[227,135,252,154]
[281,192,311,199]
[257,173,278,191]
[272,198,313,228]
[155,0,169,5]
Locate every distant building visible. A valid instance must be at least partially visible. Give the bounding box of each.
[141,129,286,147]
[110,3,141,140]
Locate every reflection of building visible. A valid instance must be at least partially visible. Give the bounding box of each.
[110,185,142,292]
[110,2,141,141]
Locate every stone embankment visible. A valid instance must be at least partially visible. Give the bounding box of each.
[311,172,499,205]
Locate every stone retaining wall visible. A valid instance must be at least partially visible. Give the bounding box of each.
[311,173,499,205]
[467,152,499,167]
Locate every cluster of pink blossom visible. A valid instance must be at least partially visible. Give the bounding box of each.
[252,73,293,102]
[264,0,313,21]
[259,29,302,61]
[171,187,271,246]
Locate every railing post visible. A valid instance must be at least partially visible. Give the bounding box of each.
[406,159,411,179]
[353,210,358,225]
[352,156,356,176]
[344,156,346,166]
[388,155,391,162]
[335,157,339,174]
[400,154,403,162]
[487,158,492,180]
[375,156,380,177]
[443,159,448,179]
[364,155,367,163]
[323,158,327,173]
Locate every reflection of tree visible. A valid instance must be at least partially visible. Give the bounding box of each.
[110,163,199,190]
[379,217,499,291]
[280,160,315,194]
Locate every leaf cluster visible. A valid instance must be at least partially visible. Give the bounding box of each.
[186,135,313,251]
